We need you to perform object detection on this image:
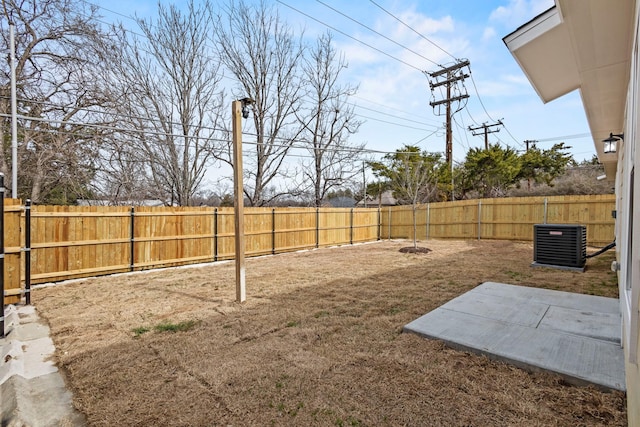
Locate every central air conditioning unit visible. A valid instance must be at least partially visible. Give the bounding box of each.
[532,224,586,271]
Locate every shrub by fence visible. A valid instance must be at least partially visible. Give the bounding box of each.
[1,194,615,305]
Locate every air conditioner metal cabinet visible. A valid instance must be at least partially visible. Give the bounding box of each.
[532,224,587,271]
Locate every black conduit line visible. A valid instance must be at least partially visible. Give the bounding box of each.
[0,174,5,338]
[214,208,218,262]
[25,200,31,305]
[586,240,616,258]
[129,207,135,271]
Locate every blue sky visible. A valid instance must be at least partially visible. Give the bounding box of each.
[93,0,595,183]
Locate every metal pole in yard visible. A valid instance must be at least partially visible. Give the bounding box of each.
[543,197,548,224]
[129,207,135,271]
[10,25,18,199]
[25,200,31,305]
[377,207,381,241]
[213,208,218,262]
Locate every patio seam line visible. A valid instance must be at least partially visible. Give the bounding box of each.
[437,306,622,347]
[437,307,532,327]
[475,284,620,311]
[535,304,551,328]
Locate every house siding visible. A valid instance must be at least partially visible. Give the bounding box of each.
[623,1,640,424]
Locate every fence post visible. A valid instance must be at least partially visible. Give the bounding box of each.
[377,207,381,241]
[478,200,482,240]
[24,200,31,305]
[272,208,276,255]
[129,206,135,271]
[388,207,391,240]
[350,208,354,244]
[213,208,218,262]
[426,203,430,240]
[316,208,320,248]
[0,174,5,337]
[543,197,548,224]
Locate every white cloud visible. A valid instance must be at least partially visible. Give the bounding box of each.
[489,0,554,28]
[474,75,533,98]
[482,27,497,42]
[389,11,455,38]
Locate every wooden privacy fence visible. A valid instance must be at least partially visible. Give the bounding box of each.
[2,198,23,306]
[2,194,615,306]
[24,206,379,288]
[380,194,616,246]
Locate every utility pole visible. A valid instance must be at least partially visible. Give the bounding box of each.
[523,140,537,191]
[427,60,470,166]
[362,161,367,208]
[468,121,503,149]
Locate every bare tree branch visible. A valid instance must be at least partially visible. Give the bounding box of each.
[107,0,225,206]
[295,31,364,207]
[214,0,305,206]
[0,0,114,203]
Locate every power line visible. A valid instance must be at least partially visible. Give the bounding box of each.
[314,0,441,67]
[0,95,439,136]
[411,127,444,146]
[352,103,441,128]
[453,113,471,151]
[275,0,424,72]
[535,133,591,142]
[351,95,443,127]
[70,2,445,140]
[0,112,436,158]
[355,113,437,132]
[465,72,524,149]
[468,71,496,122]
[464,106,482,127]
[17,1,504,161]
[368,0,457,62]
[83,0,439,110]
[500,123,524,148]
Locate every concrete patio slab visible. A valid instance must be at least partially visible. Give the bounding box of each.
[404,282,625,391]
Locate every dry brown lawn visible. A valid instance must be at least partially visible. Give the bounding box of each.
[34,239,626,426]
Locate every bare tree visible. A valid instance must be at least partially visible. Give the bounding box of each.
[94,131,153,205]
[110,0,225,206]
[296,32,363,207]
[0,0,112,203]
[214,0,305,206]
